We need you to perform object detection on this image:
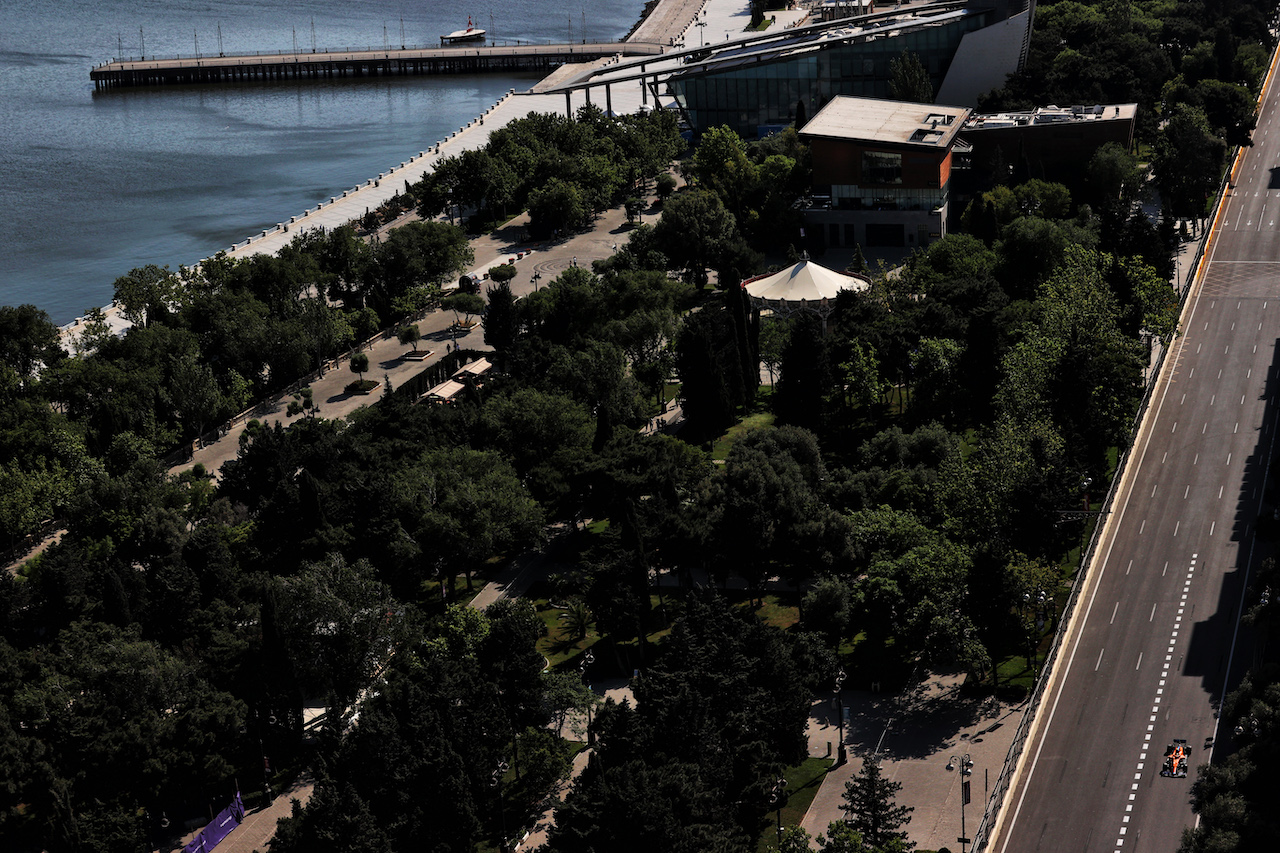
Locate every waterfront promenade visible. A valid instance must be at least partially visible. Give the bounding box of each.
[60,0,805,343]
[213,0,798,260]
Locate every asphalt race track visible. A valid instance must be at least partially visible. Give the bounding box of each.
[994,58,1280,853]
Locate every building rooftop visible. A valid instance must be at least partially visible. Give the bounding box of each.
[964,103,1138,130]
[799,96,971,150]
[544,1,971,93]
[672,5,973,80]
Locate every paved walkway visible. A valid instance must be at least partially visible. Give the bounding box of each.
[173,184,653,479]
[158,773,315,853]
[800,675,1025,851]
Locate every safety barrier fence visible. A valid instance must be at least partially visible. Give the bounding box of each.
[967,155,1238,850]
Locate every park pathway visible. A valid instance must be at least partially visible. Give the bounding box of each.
[159,773,315,853]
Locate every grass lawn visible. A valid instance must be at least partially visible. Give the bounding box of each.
[712,411,777,460]
[736,592,800,631]
[648,382,683,416]
[475,738,588,853]
[993,654,1036,698]
[753,757,834,852]
[418,572,484,611]
[533,594,603,669]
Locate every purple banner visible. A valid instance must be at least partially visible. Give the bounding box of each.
[182,792,245,853]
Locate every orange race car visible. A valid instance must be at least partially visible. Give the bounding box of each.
[1161,739,1191,778]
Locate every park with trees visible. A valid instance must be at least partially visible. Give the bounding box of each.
[1,0,1279,848]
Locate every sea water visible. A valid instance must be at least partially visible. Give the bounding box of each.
[0,0,645,323]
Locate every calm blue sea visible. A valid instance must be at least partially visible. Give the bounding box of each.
[0,0,645,324]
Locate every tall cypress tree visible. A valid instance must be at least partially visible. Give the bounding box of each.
[839,759,915,849]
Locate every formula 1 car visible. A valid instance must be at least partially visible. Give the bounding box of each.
[1161,740,1191,778]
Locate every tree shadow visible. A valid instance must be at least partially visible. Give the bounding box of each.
[881,687,1011,761]
[487,218,529,252]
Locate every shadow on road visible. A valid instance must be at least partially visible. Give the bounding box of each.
[1185,334,1278,710]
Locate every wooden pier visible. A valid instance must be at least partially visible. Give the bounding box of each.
[90,41,667,89]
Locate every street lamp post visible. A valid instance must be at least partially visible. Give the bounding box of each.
[579,649,596,744]
[491,759,510,852]
[946,754,974,853]
[532,271,542,291]
[769,777,786,842]
[696,12,708,46]
[1020,592,1036,680]
[253,709,276,804]
[834,668,847,764]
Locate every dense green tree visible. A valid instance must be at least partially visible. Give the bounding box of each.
[373,221,473,316]
[482,279,521,353]
[653,190,740,288]
[528,177,592,237]
[840,759,914,849]
[938,414,1072,558]
[442,292,486,329]
[1153,104,1228,221]
[397,323,420,350]
[675,304,751,439]
[1194,78,1259,147]
[908,337,964,419]
[272,780,392,853]
[803,575,855,645]
[479,599,550,736]
[700,437,818,595]
[605,303,677,407]
[112,264,185,328]
[314,225,374,308]
[11,621,244,851]
[272,554,405,707]
[547,339,645,450]
[689,126,757,219]
[1001,247,1143,470]
[759,318,790,387]
[349,352,369,384]
[1120,255,1180,345]
[543,668,599,739]
[297,296,353,375]
[995,215,1099,299]
[0,304,64,388]
[1085,142,1145,216]
[775,314,834,431]
[888,51,933,103]
[276,645,511,853]
[0,458,75,548]
[167,350,228,441]
[474,387,594,512]
[413,447,544,592]
[548,757,744,853]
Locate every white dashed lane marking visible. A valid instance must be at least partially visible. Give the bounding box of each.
[1113,553,1197,853]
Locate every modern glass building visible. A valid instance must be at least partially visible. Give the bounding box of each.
[664,0,1034,138]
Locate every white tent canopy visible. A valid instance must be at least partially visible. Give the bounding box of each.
[743,259,870,305]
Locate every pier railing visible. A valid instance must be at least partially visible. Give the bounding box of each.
[92,37,658,71]
[90,40,667,88]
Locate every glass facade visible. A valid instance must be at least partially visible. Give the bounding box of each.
[670,14,991,137]
[831,182,949,211]
[862,151,902,185]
